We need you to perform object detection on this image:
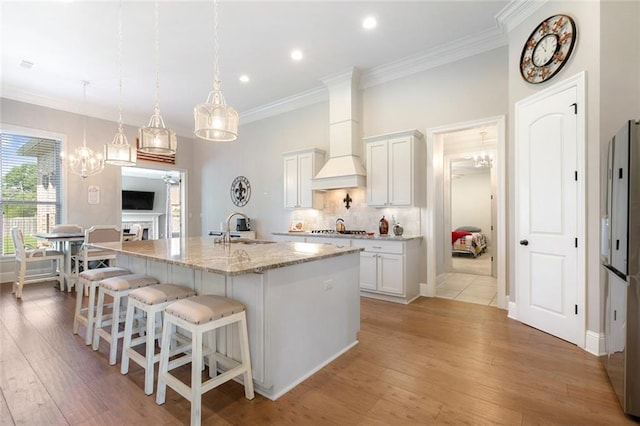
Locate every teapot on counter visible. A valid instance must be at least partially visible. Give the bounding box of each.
[335,218,346,233]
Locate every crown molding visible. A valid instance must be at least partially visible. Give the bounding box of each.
[360,26,507,90]
[239,86,328,125]
[495,0,547,33]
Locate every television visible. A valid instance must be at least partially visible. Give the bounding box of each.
[122,190,155,210]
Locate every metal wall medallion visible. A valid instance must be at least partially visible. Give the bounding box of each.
[230,176,251,207]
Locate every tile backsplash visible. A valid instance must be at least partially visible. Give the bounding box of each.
[288,188,422,235]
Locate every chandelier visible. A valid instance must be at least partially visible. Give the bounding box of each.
[63,80,105,179]
[194,0,238,142]
[138,0,177,154]
[473,131,493,168]
[105,0,136,166]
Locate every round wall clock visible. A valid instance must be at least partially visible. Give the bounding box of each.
[520,14,576,84]
[230,176,251,207]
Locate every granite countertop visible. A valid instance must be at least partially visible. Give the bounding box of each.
[89,237,362,277]
[272,231,422,242]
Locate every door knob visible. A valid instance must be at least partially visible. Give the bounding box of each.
[519,239,529,246]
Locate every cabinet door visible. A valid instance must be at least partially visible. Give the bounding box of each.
[272,234,306,243]
[366,140,389,206]
[378,253,404,295]
[388,137,412,206]
[359,252,378,291]
[610,124,629,274]
[283,155,299,208]
[297,153,313,208]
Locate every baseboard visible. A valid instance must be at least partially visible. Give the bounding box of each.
[585,330,606,356]
[507,301,518,320]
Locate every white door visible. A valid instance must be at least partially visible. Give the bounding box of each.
[297,153,313,208]
[359,252,378,291]
[283,155,299,208]
[516,81,582,344]
[378,253,404,295]
[366,140,389,206]
[388,137,411,206]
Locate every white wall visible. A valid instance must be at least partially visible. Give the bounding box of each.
[451,172,491,243]
[507,1,640,336]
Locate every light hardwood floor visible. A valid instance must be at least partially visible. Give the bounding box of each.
[0,281,636,425]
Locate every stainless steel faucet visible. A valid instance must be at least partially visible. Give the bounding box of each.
[224,211,249,244]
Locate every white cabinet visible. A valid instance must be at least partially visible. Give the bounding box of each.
[272,234,306,243]
[283,148,325,209]
[364,130,424,207]
[352,238,422,304]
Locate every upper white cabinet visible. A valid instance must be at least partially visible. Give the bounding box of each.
[283,148,325,209]
[364,130,425,207]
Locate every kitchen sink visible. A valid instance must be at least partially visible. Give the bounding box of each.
[230,238,276,245]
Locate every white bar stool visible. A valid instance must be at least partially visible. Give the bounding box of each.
[156,295,255,426]
[74,266,131,345]
[120,284,197,395]
[92,274,160,365]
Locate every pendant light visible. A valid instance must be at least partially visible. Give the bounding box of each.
[194,0,238,142]
[105,0,137,166]
[138,0,176,154]
[63,80,105,179]
[473,131,493,169]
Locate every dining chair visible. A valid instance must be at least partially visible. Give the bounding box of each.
[51,224,83,291]
[81,225,122,272]
[10,227,64,299]
[128,223,143,241]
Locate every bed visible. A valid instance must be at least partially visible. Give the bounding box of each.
[452,226,487,257]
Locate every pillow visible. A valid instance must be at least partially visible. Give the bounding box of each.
[455,226,481,232]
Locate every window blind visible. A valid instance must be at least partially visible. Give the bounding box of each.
[1,132,62,255]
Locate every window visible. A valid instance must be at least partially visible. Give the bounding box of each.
[1,131,62,255]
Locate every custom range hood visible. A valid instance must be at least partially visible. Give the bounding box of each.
[311,68,366,190]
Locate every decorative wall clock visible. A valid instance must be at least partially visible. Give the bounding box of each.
[230,176,251,207]
[520,14,576,84]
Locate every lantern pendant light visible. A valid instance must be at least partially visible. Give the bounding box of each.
[105,0,136,166]
[138,0,177,154]
[64,80,105,179]
[194,0,238,142]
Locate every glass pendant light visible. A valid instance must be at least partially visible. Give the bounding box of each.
[105,0,136,166]
[138,0,176,154]
[473,131,493,168]
[194,0,238,142]
[63,80,105,179]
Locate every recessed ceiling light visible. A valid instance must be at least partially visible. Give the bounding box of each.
[290,49,303,61]
[19,60,35,69]
[239,75,250,83]
[362,16,377,30]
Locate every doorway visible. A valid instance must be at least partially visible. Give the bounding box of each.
[121,166,187,239]
[426,116,506,309]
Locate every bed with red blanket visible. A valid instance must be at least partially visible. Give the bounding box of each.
[452,227,487,257]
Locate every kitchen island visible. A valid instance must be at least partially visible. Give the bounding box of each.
[90,237,362,400]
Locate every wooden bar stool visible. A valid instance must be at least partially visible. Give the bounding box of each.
[92,274,160,365]
[120,284,197,395]
[74,266,131,345]
[156,295,255,426]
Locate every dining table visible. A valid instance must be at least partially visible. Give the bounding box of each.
[33,231,84,292]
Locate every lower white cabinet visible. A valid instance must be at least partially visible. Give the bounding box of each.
[352,238,421,304]
[272,234,306,243]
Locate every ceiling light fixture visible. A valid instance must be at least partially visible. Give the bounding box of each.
[473,131,493,168]
[62,80,105,179]
[105,0,136,166]
[362,16,377,29]
[194,0,238,142]
[290,49,303,61]
[139,0,177,153]
[239,74,250,83]
[19,60,35,69]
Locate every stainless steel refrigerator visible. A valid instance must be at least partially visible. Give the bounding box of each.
[602,119,640,417]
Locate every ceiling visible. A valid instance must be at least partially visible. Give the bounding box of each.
[2,1,512,137]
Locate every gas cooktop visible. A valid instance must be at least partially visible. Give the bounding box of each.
[310,229,367,235]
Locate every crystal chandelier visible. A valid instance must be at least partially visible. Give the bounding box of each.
[105,0,136,166]
[63,81,105,179]
[138,0,176,154]
[473,131,493,168]
[194,0,238,142]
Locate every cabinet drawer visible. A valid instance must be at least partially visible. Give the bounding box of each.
[305,237,351,247]
[352,239,403,254]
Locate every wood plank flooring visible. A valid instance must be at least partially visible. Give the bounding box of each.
[0,281,636,425]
